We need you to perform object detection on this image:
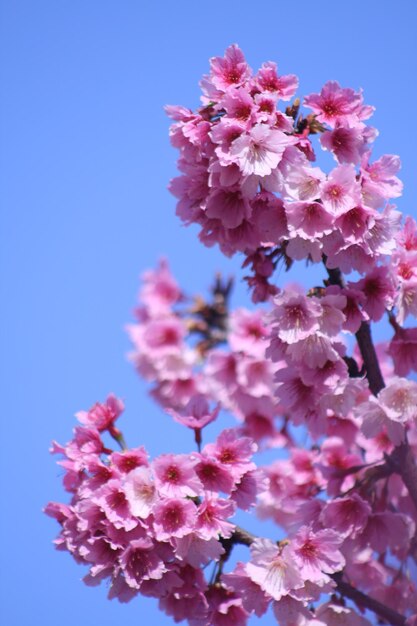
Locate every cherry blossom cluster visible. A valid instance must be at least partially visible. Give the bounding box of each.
[47,46,417,626]
[46,385,417,624]
[127,259,283,445]
[167,45,402,285]
[47,258,417,625]
[46,396,262,619]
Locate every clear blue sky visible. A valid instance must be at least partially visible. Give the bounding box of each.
[1,2,417,625]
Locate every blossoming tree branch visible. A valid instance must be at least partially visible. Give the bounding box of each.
[46,45,417,626]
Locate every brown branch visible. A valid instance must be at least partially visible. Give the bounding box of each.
[232,525,256,546]
[230,527,407,626]
[354,321,385,395]
[323,260,417,510]
[332,575,406,626]
[323,260,385,396]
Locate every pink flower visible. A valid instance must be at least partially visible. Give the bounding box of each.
[285,200,334,238]
[359,512,415,554]
[396,280,417,324]
[195,456,235,493]
[334,204,374,243]
[358,395,406,446]
[236,357,274,398]
[76,394,124,433]
[153,498,197,541]
[290,525,345,585]
[231,469,264,510]
[398,216,417,251]
[137,318,185,354]
[152,453,203,498]
[167,395,219,445]
[326,285,367,334]
[274,368,317,419]
[388,326,417,376]
[317,437,362,496]
[196,495,236,539]
[269,292,321,345]
[156,565,208,622]
[251,192,288,246]
[320,165,360,216]
[119,538,167,589]
[379,377,417,423]
[286,333,343,369]
[203,428,257,481]
[139,259,182,315]
[255,61,298,100]
[315,602,373,626]
[230,124,293,177]
[304,81,371,127]
[205,187,252,229]
[210,121,245,166]
[228,308,269,357]
[203,44,251,95]
[221,87,256,127]
[110,447,148,474]
[361,153,403,208]
[206,585,249,626]
[65,426,105,468]
[353,266,396,322]
[366,204,401,255]
[123,466,156,519]
[321,125,368,164]
[246,538,304,601]
[94,480,139,531]
[286,236,324,263]
[222,562,270,617]
[320,494,371,539]
[317,294,347,337]
[174,534,224,567]
[284,165,326,202]
[273,596,313,626]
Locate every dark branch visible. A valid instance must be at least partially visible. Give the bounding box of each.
[332,575,406,626]
[323,259,385,396]
[354,321,385,395]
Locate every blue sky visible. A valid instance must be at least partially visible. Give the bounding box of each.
[1,1,417,625]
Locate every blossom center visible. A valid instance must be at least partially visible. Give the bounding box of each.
[299,539,318,559]
[220,448,235,463]
[166,466,180,482]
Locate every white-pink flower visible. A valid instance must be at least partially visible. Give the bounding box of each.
[230,124,293,177]
[246,538,304,601]
[123,466,156,519]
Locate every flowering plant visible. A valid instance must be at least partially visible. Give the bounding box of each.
[46,45,417,626]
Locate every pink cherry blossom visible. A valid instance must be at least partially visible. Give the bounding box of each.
[320,164,360,216]
[304,81,370,127]
[153,498,197,541]
[246,538,304,601]
[230,124,293,177]
[76,394,124,432]
[152,453,203,498]
[269,291,321,345]
[290,525,345,585]
[123,466,156,519]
